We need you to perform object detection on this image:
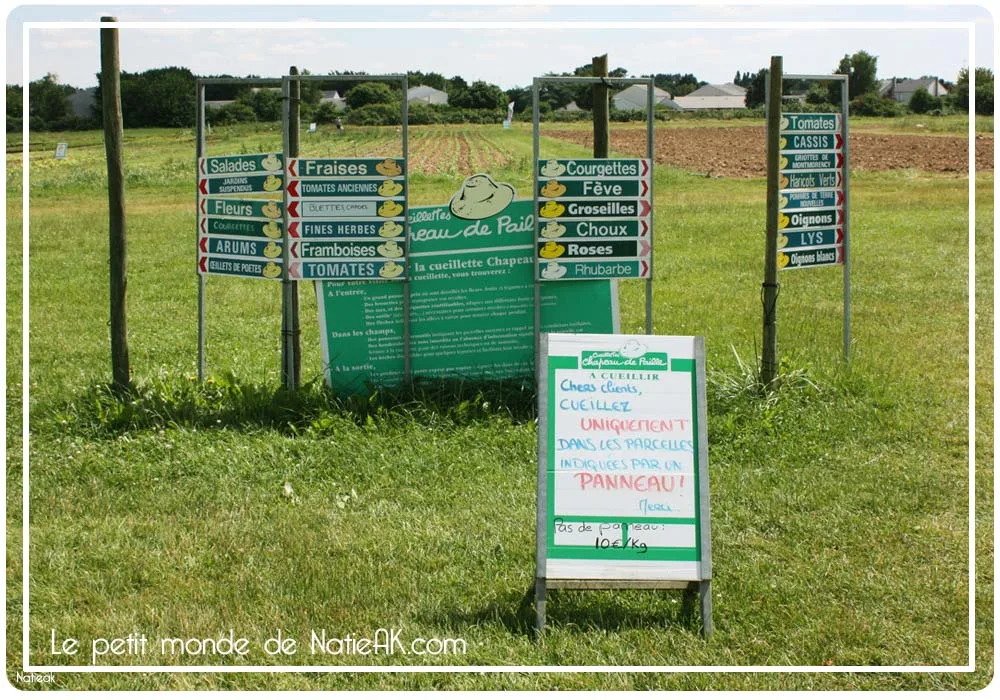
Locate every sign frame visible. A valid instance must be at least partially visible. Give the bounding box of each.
[766,71,851,363]
[534,333,712,638]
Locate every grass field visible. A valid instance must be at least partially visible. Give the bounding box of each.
[5,118,993,690]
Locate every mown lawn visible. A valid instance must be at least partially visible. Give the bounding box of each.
[5,122,992,690]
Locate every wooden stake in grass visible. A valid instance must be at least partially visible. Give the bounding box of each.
[761,55,783,387]
[592,54,609,158]
[100,15,130,393]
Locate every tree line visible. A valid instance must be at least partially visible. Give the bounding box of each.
[8,55,993,132]
[739,51,993,117]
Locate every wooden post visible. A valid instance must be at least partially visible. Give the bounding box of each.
[282,66,302,390]
[592,54,609,158]
[100,16,130,393]
[761,55,783,387]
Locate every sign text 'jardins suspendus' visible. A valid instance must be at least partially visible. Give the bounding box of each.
[196,153,285,280]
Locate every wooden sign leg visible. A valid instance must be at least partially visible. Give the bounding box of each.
[699,580,713,639]
[534,577,547,637]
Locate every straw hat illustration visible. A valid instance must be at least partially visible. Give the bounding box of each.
[261,154,282,171]
[378,180,404,197]
[262,262,282,278]
[540,160,566,177]
[540,221,566,239]
[539,241,565,259]
[376,159,403,176]
[262,221,281,239]
[263,174,282,192]
[378,200,404,218]
[261,201,281,219]
[540,179,566,198]
[377,240,403,259]
[777,232,789,248]
[449,173,515,220]
[539,201,565,219]
[379,221,403,238]
[779,213,790,229]
[540,261,566,280]
[379,261,404,278]
[778,252,790,269]
[620,340,646,358]
[263,241,282,259]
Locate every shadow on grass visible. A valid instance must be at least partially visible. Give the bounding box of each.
[426,585,704,639]
[44,372,538,437]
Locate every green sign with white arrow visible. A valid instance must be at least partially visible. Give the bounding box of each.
[199,153,283,177]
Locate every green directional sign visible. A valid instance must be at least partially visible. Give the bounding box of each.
[200,216,282,238]
[780,208,844,230]
[199,197,283,220]
[538,178,648,199]
[290,259,405,281]
[199,236,282,258]
[288,198,405,219]
[537,158,650,178]
[778,227,844,250]
[780,170,842,190]
[287,179,406,198]
[293,239,405,259]
[289,157,406,179]
[779,133,843,152]
[780,152,843,171]
[780,113,840,133]
[539,199,651,220]
[538,239,645,259]
[540,218,650,239]
[199,152,282,177]
[778,245,843,270]
[539,259,647,280]
[198,173,283,196]
[197,254,283,280]
[287,219,402,240]
[779,189,844,211]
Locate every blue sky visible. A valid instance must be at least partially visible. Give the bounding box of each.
[6,2,995,89]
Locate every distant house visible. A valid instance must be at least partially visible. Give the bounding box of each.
[556,100,583,112]
[67,86,97,119]
[407,85,448,105]
[205,100,235,110]
[612,85,676,111]
[671,83,748,110]
[320,90,346,110]
[879,77,949,104]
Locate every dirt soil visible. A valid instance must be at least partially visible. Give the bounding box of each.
[548,126,993,178]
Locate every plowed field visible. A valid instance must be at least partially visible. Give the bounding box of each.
[547,126,993,178]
